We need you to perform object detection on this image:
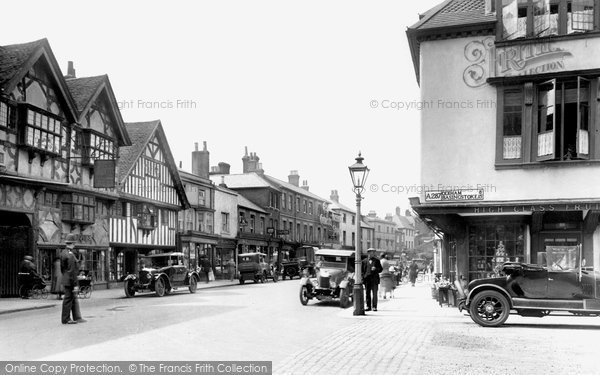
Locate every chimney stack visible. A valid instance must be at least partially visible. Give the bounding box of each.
[242,148,262,173]
[218,162,230,175]
[192,141,210,178]
[396,207,401,216]
[330,190,339,203]
[65,61,76,79]
[368,210,377,218]
[405,209,412,217]
[301,180,309,191]
[288,170,300,187]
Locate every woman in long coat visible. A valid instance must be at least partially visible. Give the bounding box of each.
[50,256,64,299]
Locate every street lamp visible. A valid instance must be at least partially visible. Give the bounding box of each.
[348,152,370,316]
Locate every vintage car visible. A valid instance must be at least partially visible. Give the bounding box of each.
[462,246,600,327]
[281,246,317,280]
[124,252,200,297]
[299,249,355,308]
[238,252,278,284]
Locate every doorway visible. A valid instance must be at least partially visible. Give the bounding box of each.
[0,212,33,296]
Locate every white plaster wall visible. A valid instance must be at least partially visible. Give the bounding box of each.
[420,37,600,202]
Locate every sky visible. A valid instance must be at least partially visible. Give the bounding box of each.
[1,0,442,217]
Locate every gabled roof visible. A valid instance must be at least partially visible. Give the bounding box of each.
[406,0,496,84]
[118,120,188,208]
[66,75,131,146]
[237,194,268,214]
[0,38,78,121]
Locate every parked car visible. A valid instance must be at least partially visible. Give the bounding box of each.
[461,246,600,327]
[238,252,278,284]
[281,246,316,280]
[299,249,355,308]
[124,252,200,297]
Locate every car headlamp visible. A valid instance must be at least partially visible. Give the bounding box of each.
[330,281,337,289]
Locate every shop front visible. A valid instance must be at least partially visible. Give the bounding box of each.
[411,198,600,282]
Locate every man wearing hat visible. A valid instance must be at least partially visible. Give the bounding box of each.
[362,248,383,311]
[60,234,85,324]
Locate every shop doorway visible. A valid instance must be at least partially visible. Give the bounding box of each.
[0,212,33,297]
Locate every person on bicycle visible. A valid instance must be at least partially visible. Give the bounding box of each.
[18,255,39,299]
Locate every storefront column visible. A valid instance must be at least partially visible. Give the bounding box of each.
[594,227,600,270]
[455,226,469,282]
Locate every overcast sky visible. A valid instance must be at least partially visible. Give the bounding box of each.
[1,0,441,217]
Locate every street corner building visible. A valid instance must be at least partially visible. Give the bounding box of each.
[0,38,188,295]
[407,0,600,282]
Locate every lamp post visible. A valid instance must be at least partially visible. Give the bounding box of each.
[348,152,370,316]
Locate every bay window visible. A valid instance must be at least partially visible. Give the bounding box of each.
[19,104,63,157]
[62,194,96,224]
[82,128,115,166]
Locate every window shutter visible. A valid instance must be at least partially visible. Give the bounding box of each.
[537,79,556,161]
[577,76,590,159]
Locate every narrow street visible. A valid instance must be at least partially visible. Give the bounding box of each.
[1,280,599,374]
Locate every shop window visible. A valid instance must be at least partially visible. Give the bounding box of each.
[78,249,106,283]
[61,194,96,224]
[468,223,525,281]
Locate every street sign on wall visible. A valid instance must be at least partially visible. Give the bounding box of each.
[424,189,484,202]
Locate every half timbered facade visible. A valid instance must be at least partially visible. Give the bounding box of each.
[109,120,188,282]
[0,39,131,295]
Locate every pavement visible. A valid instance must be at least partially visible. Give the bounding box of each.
[0,278,242,315]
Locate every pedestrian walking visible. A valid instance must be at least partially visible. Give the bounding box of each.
[200,256,211,283]
[362,248,383,311]
[408,260,419,287]
[227,258,236,281]
[60,234,85,325]
[51,256,64,300]
[379,253,394,299]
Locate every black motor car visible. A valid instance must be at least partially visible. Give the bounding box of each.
[462,246,600,327]
[124,252,200,297]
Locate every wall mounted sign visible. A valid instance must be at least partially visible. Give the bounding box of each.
[425,189,485,202]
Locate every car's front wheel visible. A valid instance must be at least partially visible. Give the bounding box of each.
[189,275,198,294]
[469,290,510,327]
[155,277,166,297]
[124,279,136,298]
[299,286,310,305]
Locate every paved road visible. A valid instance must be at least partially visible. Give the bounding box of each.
[1,280,599,375]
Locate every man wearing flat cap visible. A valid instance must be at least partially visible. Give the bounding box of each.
[60,234,85,324]
[362,248,383,311]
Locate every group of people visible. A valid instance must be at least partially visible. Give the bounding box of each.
[361,249,421,312]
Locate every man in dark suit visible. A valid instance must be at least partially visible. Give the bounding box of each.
[362,248,383,311]
[60,234,85,325]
